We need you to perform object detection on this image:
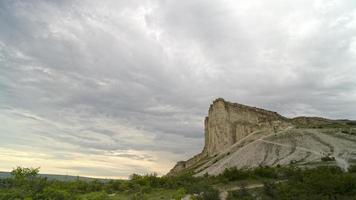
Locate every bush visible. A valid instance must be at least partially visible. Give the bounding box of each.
[346,121,356,126]
[79,191,110,200]
[196,187,220,200]
[227,184,254,200]
[39,187,71,200]
[130,192,147,200]
[129,173,162,188]
[172,188,186,200]
[263,181,277,199]
[0,179,12,189]
[263,166,356,199]
[321,156,335,162]
[11,167,39,180]
[253,166,278,179]
[220,167,250,181]
[348,165,356,173]
[0,189,25,200]
[104,180,123,193]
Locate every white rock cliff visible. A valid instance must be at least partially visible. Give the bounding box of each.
[168,98,356,176]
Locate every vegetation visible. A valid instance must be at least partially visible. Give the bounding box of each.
[321,155,335,162]
[1,165,356,199]
[261,166,356,200]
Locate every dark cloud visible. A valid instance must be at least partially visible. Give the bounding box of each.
[0,0,355,177]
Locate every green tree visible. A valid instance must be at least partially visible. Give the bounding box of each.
[11,167,40,180]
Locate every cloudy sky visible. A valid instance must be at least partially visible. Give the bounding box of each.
[0,0,356,179]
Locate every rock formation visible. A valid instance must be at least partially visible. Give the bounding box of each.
[168,98,356,176]
[202,98,290,156]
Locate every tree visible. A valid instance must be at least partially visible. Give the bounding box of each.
[11,167,40,180]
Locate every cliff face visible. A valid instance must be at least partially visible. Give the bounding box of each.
[202,98,290,156]
[168,98,356,176]
[168,98,291,175]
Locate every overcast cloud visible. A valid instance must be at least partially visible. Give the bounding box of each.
[0,0,356,178]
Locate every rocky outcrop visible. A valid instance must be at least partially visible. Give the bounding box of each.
[168,98,291,175]
[168,98,356,176]
[202,98,291,157]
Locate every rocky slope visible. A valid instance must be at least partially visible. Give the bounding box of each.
[168,98,356,176]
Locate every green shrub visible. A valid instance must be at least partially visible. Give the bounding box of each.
[227,187,254,200]
[220,167,250,181]
[39,187,71,200]
[130,192,147,200]
[196,188,219,200]
[172,188,186,200]
[11,167,39,180]
[262,166,356,199]
[253,166,278,179]
[0,189,25,200]
[0,179,12,189]
[321,156,335,162]
[348,165,356,173]
[79,191,109,200]
[263,181,277,199]
[346,121,356,126]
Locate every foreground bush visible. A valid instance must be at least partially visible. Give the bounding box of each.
[197,188,220,200]
[263,166,356,200]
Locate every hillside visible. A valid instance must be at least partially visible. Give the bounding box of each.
[168,98,356,176]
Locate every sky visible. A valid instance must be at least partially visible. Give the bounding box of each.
[0,0,356,179]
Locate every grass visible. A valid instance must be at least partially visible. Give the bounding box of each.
[213,179,266,191]
[107,189,180,200]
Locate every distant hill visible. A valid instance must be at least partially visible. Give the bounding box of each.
[0,172,11,179]
[168,98,356,176]
[0,171,109,182]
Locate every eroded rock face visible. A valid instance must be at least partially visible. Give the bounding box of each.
[167,98,356,176]
[202,98,290,156]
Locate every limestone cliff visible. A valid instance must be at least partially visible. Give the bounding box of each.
[202,98,290,157]
[168,98,356,176]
